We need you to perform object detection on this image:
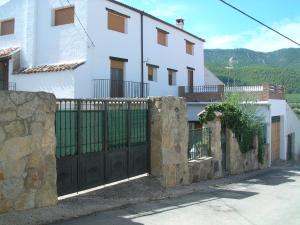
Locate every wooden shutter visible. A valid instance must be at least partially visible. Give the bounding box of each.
[111,60,124,70]
[1,19,14,36]
[54,7,75,26]
[157,29,167,46]
[186,40,194,55]
[108,12,125,33]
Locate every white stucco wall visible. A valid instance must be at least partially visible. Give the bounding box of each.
[143,16,204,97]
[286,103,300,160]
[10,72,75,99]
[35,0,88,65]
[1,0,205,99]
[269,99,287,160]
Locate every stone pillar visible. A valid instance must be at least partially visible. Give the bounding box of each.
[204,118,223,178]
[0,91,57,214]
[149,97,189,188]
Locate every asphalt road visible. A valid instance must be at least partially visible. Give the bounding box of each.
[53,163,300,225]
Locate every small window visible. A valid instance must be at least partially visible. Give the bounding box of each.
[147,64,158,82]
[168,69,177,86]
[0,19,15,36]
[108,11,127,33]
[186,40,194,55]
[157,28,168,46]
[54,6,75,26]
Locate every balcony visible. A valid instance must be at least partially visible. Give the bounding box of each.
[93,79,149,99]
[0,81,16,91]
[179,84,285,102]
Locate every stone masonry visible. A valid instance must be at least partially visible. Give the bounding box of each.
[149,97,189,188]
[0,91,57,214]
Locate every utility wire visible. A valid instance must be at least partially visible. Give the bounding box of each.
[66,0,96,47]
[218,0,300,47]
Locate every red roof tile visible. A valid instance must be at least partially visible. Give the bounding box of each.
[18,61,85,74]
[0,47,20,58]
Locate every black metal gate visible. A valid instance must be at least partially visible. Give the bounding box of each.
[55,99,150,196]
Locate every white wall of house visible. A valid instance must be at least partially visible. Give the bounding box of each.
[269,99,288,160]
[0,0,205,99]
[143,17,204,97]
[35,0,88,66]
[286,103,300,160]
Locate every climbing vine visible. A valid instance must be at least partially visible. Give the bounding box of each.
[199,94,265,163]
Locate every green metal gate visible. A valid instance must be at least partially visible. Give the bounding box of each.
[55,99,150,196]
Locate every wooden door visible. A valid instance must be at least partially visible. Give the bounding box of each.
[110,60,124,98]
[271,117,281,161]
[0,61,8,90]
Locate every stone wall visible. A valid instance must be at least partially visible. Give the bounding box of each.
[0,91,57,214]
[188,157,214,183]
[149,97,189,188]
[204,118,224,178]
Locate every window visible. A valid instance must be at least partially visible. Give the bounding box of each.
[157,28,168,46]
[107,9,128,33]
[54,6,75,26]
[168,69,177,86]
[186,40,194,55]
[147,64,158,82]
[0,19,14,36]
[187,68,194,87]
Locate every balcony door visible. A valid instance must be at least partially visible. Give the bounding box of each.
[188,69,194,92]
[0,61,8,90]
[111,60,124,98]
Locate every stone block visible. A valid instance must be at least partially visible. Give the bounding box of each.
[0,91,57,214]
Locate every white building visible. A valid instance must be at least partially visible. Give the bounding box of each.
[0,0,205,98]
[0,0,299,163]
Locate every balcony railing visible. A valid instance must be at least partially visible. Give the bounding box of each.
[179,84,285,102]
[0,80,16,91]
[93,79,149,99]
[179,85,224,102]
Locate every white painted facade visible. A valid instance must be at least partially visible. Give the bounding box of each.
[0,0,205,98]
[187,99,300,164]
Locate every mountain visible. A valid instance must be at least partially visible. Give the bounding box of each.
[204,48,300,95]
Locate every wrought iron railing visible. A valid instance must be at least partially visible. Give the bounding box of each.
[179,84,285,102]
[93,79,149,99]
[0,81,16,91]
[188,128,212,160]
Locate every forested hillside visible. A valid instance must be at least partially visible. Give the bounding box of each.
[205,48,300,95]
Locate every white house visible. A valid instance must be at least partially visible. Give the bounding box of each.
[0,0,205,98]
[0,0,299,163]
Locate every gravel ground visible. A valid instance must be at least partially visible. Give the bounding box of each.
[0,162,292,225]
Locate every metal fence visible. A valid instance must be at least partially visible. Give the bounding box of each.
[93,79,149,99]
[55,99,149,158]
[188,128,212,160]
[55,98,150,196]
[0,81,16,91]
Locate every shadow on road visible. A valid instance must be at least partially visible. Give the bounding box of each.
[53,187,258,225]
[241,165,300,186]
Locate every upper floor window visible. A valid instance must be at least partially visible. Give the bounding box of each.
[147,64,159,82]
[0,19,15,36]
[157,28,169,46]
[107,9,129,33]
[168,68,177,86]
[54,6,75,26]
[186,40,194,55]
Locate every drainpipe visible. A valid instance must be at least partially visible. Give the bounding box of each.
[140,12,144,97]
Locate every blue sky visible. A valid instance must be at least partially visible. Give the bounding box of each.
[118,0,300,52]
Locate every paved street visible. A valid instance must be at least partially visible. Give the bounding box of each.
[53,163,300,225]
